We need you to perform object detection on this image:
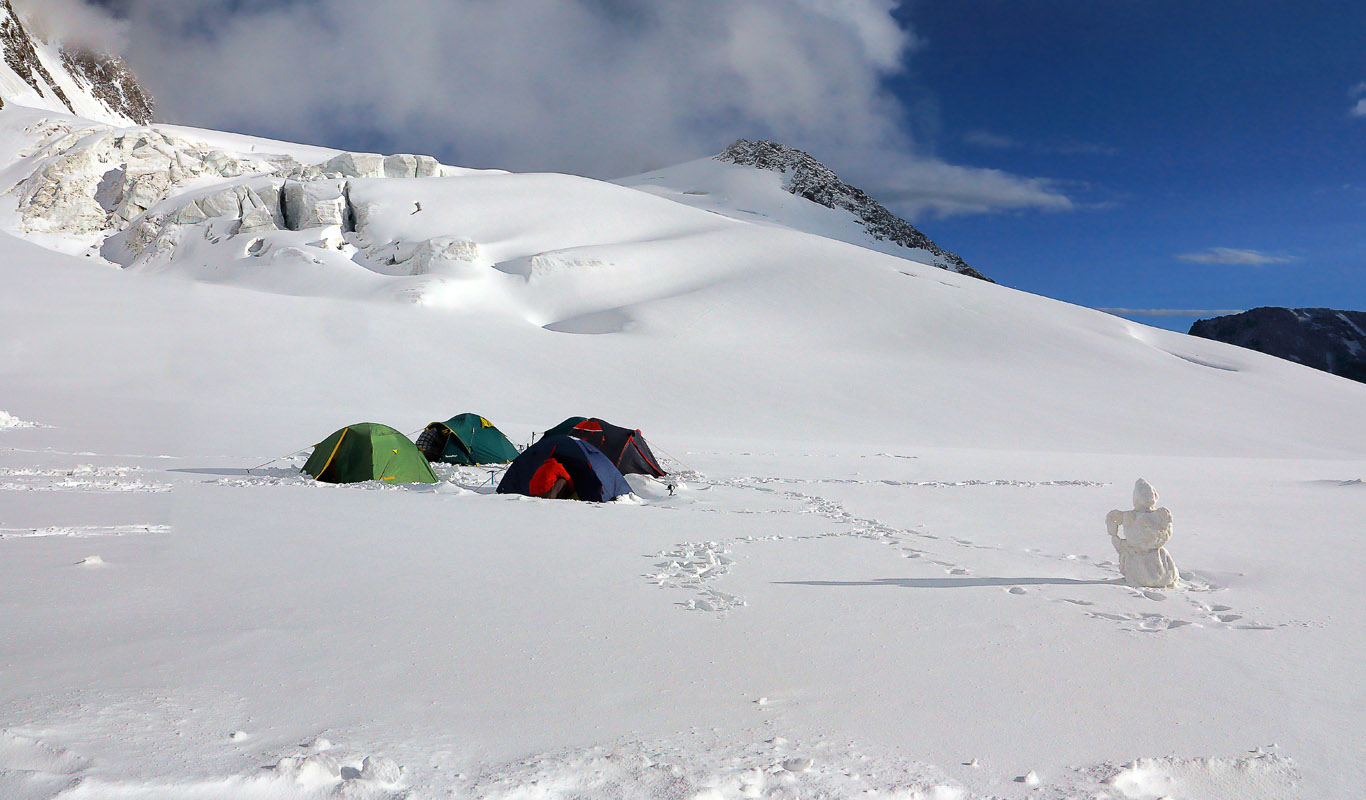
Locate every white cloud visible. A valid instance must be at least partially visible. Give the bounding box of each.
[869,157,1073,219]
[1097,308,1244,318]
[1347,83,1366,117]
[11,0,128,52]
[1176,248,1296,266]
[53,0,1073,218]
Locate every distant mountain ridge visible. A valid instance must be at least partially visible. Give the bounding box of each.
[715,139,989,281]
[0,0,153,124]
[1190,307,1366,384]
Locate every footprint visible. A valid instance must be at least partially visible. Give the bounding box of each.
[1215,613,1243,623]
[1008,586,1027,595]
[1060,598,1094,606]
[948,568,969,575]
[1141,590,1167,601]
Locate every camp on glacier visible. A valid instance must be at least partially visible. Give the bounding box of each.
[0,4,1363,799]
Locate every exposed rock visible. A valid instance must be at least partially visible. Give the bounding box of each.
[1,1,154,124]
[1190,307,1366,384]
[716,139,989,281]
[59,48,155,125]
[1,0,73,114]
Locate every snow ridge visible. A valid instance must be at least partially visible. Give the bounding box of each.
[715,139,989,281]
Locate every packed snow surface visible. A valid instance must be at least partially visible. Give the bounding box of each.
[1,104,1364,799]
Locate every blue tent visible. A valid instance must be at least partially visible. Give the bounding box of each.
[496,435,632,502]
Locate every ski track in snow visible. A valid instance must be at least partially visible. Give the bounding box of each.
[0,524,169,539]
[648,474,1285,634]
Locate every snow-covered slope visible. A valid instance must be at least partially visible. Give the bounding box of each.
[1,101,1365,800]
[620,139,987,280]
[4,106,1362,455]
[0,1,152,125]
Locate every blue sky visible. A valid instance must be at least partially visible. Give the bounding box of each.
[47,0,1366,331]
[894,1,1366,330]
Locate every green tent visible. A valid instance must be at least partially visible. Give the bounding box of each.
[415,413,520,465]
[302,422,438,484]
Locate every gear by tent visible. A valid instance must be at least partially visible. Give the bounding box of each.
[416,413,520,465]
[496,435,632,502]
[542,417,666,477]
[303,422,437,484]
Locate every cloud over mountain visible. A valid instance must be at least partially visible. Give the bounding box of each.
[42,0,1071,219]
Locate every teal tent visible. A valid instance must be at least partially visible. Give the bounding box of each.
[415,413,520,465]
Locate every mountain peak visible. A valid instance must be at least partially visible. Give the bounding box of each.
[1,0,153,125]
[715,139,988,281]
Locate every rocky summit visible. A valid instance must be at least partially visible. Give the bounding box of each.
[1190,307,1366,384]
[716,139,989,281]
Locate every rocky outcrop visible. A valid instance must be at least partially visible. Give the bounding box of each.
[1,0,72,114]
[716,139,989,281]
[59,48,155,125]
[1190,307,1366,384]
[1,0,154,124]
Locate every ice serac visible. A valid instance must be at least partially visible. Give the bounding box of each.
[715,139,990,281]
[0,0,154,125]
[1190,307,1366,384]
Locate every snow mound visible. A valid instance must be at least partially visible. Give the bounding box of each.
[1107,754,1299,800]
[0,409,38,429]
[460,738,964,800]
[0,729,405,800]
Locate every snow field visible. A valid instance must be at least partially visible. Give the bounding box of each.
[2,408,1361,797]
[1,105,1364,798]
